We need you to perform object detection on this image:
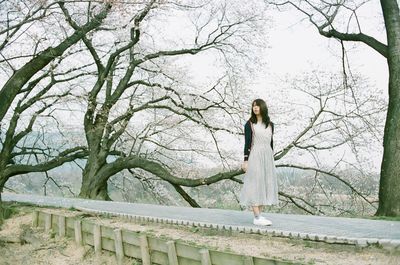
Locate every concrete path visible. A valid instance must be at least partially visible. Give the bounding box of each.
[2,192,400,249]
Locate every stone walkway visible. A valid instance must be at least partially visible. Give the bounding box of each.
[2,192,400,249]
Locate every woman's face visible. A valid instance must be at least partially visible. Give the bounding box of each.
[252,103,260,115]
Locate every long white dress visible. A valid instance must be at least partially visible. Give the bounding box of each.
[239,122,279,207]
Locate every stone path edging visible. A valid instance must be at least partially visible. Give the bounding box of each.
[74,206,400,250]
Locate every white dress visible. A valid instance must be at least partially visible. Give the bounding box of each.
[239,122,279,207]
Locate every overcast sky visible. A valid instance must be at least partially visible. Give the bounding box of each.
[255,1,387,99]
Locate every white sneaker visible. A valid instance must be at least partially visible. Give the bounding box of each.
[253,216,272,226]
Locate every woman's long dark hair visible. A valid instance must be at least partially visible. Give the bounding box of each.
[250,98,272,128]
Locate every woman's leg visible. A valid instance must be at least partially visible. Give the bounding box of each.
[252,206,261,218]
[252,205,272,225]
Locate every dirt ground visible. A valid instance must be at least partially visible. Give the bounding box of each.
[0,206,399,265]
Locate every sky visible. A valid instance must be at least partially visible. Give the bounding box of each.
[255,2,388,99]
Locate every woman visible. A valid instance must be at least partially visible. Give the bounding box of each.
[240,98,279,226]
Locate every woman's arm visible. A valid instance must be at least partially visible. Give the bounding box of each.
[244,121,251,161]
[270,122,274,151]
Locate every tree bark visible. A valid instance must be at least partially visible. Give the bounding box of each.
[171,184,201,207]
[79,151,110,200]
[376,0,400,216]
[79,178,110,200]
[0,174,7,226]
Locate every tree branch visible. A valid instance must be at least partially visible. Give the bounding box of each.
[0,2,111,121]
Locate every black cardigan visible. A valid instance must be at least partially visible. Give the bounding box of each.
[243,120,274,161]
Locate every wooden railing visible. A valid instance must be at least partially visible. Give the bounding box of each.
[33,210,296,265]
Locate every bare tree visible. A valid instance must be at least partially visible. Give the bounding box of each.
[0,1,386,220]
[0,0,111,223]
[266,0,400,216]
[266,71,384,215]
[0,54,88,195]
[57,0,265,200]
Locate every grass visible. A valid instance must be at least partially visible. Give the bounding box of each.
[366,215,400,221]
[0,201,21,227]
[345,214,400,222]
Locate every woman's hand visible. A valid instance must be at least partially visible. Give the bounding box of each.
[241,161,248,172]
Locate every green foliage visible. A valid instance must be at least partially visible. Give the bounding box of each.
[50,230,56,239]
[189,226,200,233]
[368,215,400,222]
[0,202,20,228]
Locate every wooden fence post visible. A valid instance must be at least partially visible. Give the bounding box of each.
[44,213,52,232]
[29,211,287,265]
[32,211,39,227]
[140,234,151,265]
[114,229,124,265]
[243,256,255,265]
[74,219,83,246]
[93,224,102,255]
[199,249,212,265]
[167,241,179,265]
[58,215,66,237]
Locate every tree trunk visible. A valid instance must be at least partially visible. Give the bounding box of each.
[376,0,400,216]
[0,174,7,226]
[79,179,110,200]
[377,84,400,216]
[79,155,110,200]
